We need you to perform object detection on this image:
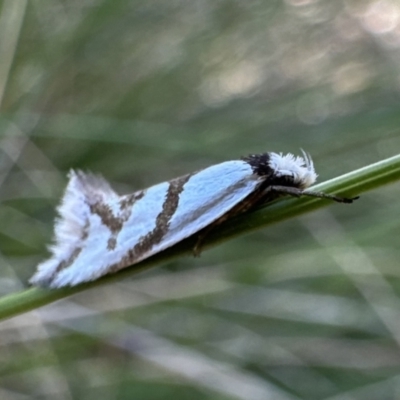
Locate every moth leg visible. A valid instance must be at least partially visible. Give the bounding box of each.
[266,185,359,203]
[193,227,212,257]
[193,211,237,256]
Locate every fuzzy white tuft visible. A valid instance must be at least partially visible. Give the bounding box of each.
[269,151,317,188]
[29,170,119,287]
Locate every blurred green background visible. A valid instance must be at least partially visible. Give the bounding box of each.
[1,0,400,399]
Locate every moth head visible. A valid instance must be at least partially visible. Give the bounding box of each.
[268,150,318,189]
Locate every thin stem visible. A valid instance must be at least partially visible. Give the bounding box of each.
[0,153,399,322]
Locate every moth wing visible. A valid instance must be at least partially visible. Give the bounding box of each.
[145,161,261,252]
[30,161,261,288]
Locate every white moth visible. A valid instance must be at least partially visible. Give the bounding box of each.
[30,151,357,288]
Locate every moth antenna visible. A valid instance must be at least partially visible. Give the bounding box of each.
[300,148,314,172]
[264,185,359,204]
[301,190,359,204]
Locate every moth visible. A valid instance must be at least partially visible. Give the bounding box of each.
[30,151,358,288]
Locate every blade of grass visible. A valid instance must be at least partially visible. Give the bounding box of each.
[0,0,27,108]
[0,153,399,322]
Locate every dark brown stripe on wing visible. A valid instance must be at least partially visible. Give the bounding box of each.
[108,173,192,272]
[88,190,146,251]
[44,219,90,285]
[132,175,191,255]
[51,190,146,281]
[119,190,145,211]
[89,190,145,235]
[89,202,123,234]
